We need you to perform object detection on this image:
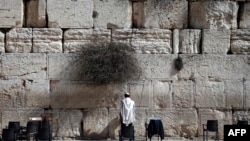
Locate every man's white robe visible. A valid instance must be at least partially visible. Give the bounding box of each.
[121,97,135,126]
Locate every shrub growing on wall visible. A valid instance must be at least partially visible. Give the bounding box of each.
[81,42,141,84]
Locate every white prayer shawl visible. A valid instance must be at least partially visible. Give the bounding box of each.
[121,97,135,126]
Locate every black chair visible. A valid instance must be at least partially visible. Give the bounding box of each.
[2,128,16,141]
[119,123,134,141]
[37,127,51,141]
[8,121,20,140]
[26,121,39,141]
[39,119,50,129]
[203,120,219,141]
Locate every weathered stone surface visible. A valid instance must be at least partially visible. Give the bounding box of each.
[144,0,188,29]
[26,0,46,27]
[178,55,246,81]
[231,29,250,54]
[33,28,63,53]
[146,109,198,137]
[202,29,231,54]
[25,80,50,108]
[53,109,83,138]
[239,2,250,28]
[232,110,249,124]
[47,0,93,28]
[64,29,111,53]
[153,81,172,109]
[93,0,132,29]
[0,31,4,53]
[198,109,232,137]
[0,80,25,108]
[113,29,172,54]
[83,108,109,138]
[128,80,152,108]
[245,81,250,108]
[136,54,177,79]
[0,0,23,28]
[225,80,244,109]
[179,29,201,54]
[190,1,238,29]
[0,53,47,79]
[108,109,121,138]
[173,80,194,108]
[50,80,126,108]
[195,81,224,108]
[1,108,44,128]
[6,28,32,53]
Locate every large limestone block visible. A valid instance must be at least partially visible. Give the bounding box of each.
[190,1,238,29]
[136,54,178,79]
[202,29,231,54]
[25,80,50,108]
[0,80,25,108]
[0,0,23,27]
[173,80,194,108]
[50,80,126,108]
[176,29,201,54]
[178,55,246,81]
[198,109,232,137]
[26,0,46,27]
[0,32,4,53]
[6,28,32,53]
[113,29,172,54]
[1,108,44,128]
[53,109,83,138]
[146,109,198,137]
[33,28,63,53]
[144,0,188,29]
[64,29,111,53]
[93,0,132,29]
[231,29,250,54]
[153,80,172,109]
[0,53,47,79]
[128,80,152,108]
[83,108,109,138]
[239,2,250,28]
[225,80,244,109]
[195,81,224,108]
[47,0,93,28]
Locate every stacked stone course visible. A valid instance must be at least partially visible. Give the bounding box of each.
[0,0,249,140]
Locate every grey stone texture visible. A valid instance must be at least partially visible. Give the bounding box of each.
[190,1,238,29]
[93,0,132,29]
[144,0,188,29]
[64,29,111,53]
[0,0,23,27]
[47,0,93,28]
[6,28,32,53]
[202,29,231,54]
[112,29,172,54]
[33,28,63,53]
[231,29,250,54]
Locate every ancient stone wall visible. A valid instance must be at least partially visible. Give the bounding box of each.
[0,0,249,140]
